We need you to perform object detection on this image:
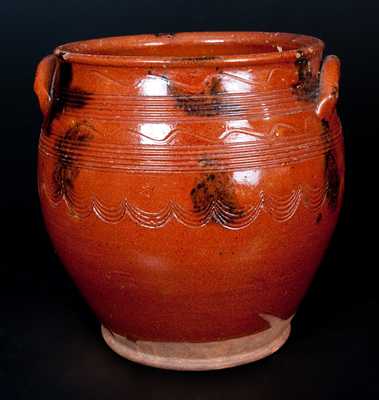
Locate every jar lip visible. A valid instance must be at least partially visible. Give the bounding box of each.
[54,31,324,67]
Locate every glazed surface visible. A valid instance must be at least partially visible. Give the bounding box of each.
[36,32,344,342]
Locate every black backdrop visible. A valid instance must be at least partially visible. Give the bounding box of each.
[1,1,377,399]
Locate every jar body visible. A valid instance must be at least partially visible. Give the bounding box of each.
[36,32,344,369]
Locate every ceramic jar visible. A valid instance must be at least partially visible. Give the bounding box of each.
[35,32,344,370]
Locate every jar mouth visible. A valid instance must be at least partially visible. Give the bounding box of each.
[54,31,324,67]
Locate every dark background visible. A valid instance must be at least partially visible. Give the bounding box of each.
[1,0,377,398]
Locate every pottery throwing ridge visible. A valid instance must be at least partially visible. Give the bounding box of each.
[35,32,344,370]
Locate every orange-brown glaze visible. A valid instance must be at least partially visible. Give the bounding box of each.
[35,32,344,342]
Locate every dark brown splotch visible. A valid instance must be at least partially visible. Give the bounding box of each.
[171,72,242,117]
[190,172,244,224]
[52,123,93,199]
[146,70,240,116]
[321,118,340,211]
[292,51,319,101]
[154,32,176,37]
[324,150,340,211]
[316,213,323,224]
[177,56,219,62]
[171,75,224,116]
[43,57,92,136]
[65,88,92,108]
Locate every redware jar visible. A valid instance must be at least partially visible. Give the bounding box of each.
[34,32,344,370]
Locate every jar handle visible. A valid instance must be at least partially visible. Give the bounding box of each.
[315,55,341,120]
[34,55,58,117]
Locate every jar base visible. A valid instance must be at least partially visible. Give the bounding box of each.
[101,314,293,371]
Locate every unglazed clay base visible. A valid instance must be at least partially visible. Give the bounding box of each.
[101,314,293,371]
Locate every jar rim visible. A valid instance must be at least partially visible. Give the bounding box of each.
[54,31,324,67]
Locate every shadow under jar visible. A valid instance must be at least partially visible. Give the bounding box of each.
[35,32,344,370]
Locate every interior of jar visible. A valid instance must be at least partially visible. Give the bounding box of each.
[70,42,296,57]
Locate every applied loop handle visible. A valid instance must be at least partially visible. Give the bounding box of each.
[34,55,58,117]
[316,55,341,120]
